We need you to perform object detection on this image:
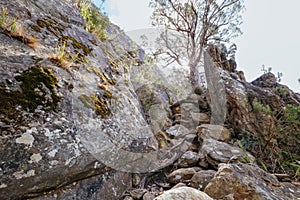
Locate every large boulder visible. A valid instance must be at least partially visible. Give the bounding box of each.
[205,163,300,200]
[32,171,132,200]
[0,0,145,199]
[201,138,255,169]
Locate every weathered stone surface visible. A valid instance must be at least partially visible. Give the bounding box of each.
[220,63,299,177]
[251,72,300,107]
[198,152,209,168]
[143,192,156,200]
[0,153,116,199]
[180,93,209,112]
[197,124,231,142]
[124,196,134,200]
[167,168,196,184]
[127,189,148,199]
[154,186,213,200]
[170,102,202,129]
[176,151,200,168]
[1,1,299,199]
[191,113,210,124]
[207,44,236,73]
[135,83,174,129]
[171,182,187,189]
[181,103,200,113]
[0,0,143,199]
[189,170,216,191]
[252,72,277,88]
[165,124,190,139]
[205,163,300,200]
[33,171,132,200]
[201,138,255,169]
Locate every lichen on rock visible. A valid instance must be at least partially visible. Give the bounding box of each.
[0,66,60,115]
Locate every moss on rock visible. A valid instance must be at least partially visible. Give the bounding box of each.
[0,66,61,114]
[78,93,111,118]
[36,17,66,37]
[59,35,92,56]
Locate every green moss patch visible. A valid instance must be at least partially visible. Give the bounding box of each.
[99,72,116,85]
[0,66,61,114]
[59,36,91,56]
[36,17,68,37]
[78,93,111,118]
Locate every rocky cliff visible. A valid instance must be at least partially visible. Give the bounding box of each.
[0,0,299,200]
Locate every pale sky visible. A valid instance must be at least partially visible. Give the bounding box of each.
[94,0,300,92]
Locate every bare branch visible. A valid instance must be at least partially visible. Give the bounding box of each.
[150,0,244,87]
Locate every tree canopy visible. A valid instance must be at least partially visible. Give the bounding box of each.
[149,0,244,87]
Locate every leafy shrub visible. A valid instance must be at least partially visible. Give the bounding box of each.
[252,98,272,114]
[276,105,300,179]
[79,0,108,41]
[238,102,300,180]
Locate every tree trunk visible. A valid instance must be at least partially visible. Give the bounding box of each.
[189,61,200,88]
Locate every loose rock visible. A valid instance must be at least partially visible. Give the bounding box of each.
[201,138,255,169]
[197,124,231,142]
[154,186,213,200]
[176,151,200,168]
[167,168,196,184]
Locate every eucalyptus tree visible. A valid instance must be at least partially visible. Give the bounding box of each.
[150,0,244,87]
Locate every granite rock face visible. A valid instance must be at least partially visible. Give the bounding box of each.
[0,0,144,199]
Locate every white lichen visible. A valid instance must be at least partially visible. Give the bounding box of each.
[13,169,35,179]
[44,128,53,138]
[0,183,8,188]
[48,149,58,158]
[29,153,42,163]
[16,130,35,148]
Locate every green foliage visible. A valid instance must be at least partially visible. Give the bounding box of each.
[282,105,300,127]
[0,7,6,27]
[236,140,253,164]
[263,105,299,179]
[49,43,72,68]
[79,0,108,41]
[259,160,268,172]
[281,151,300,180]
[252,98,272,114]
[0,7,17,32]
[235,102,300,180]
